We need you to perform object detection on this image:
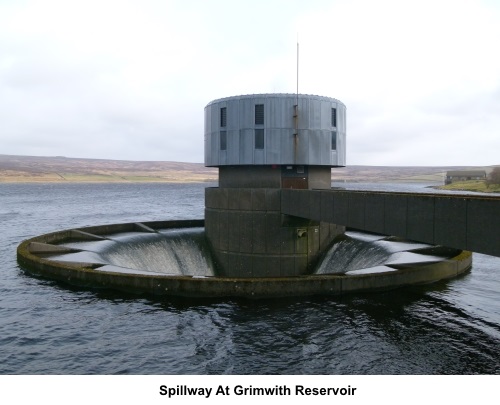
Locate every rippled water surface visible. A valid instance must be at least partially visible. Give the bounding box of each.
[1,182,499,374]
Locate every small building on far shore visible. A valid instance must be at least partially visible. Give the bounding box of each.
[445,170,486,185]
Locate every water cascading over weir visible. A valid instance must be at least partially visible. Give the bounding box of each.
[204,94,347,277]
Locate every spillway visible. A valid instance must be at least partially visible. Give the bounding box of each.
[55,228,216,277]
[315,231,446,276]
[48,228,450,279]
[17,220,472,298]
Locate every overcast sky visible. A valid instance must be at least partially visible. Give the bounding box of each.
[1,0,499,166]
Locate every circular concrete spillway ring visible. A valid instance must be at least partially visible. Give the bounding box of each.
[17,220,472,299]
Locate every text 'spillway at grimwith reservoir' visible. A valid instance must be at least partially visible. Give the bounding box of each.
[159,384,357,398]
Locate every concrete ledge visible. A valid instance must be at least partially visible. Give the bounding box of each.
[28,242,80,254]
[17,220,472,299]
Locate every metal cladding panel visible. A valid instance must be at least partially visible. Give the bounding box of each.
[340,105,347,131]
[219,148,227,165]
[204,110,212,166]
[204,106,211,136]
[322,130,332,165]
[227,129,240,164]
[330,150,338,166]
[280,130,296,164]
[332,131,346,166]
[207,129,218,166]
[205,94,346,167]
[321,101,333,129]
[309,98,322,129]
[296,130,310,164]
[308,130,329,165]
[239,98,254,129]
[339,104,347,133]
[239,129,253,163]
[268,97,294,128]
[298,97,310,129]
[204,134,210,164]
[266,128,282,163]
[340,131,346,165]
[307,130,321,164]
[226,101,239,131]
[254,149,265,165]
[211,103,219,130]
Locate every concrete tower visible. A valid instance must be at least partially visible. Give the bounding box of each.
[205,93,346,277]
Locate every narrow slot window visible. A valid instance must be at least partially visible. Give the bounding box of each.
[331,107,337,127]
[220,107,227,128]
[220,130,227,150]
[255,129,264,149]
[331,131,337,150]
[255,104,264,125]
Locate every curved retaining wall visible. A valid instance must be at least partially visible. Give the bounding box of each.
[17,220,472,299]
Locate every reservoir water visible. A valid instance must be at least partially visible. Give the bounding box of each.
[1,182,499,374]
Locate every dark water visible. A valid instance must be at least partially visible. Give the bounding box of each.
[1,182,499,374]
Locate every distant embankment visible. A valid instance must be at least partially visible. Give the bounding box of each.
[0,154,492,184]
[0,154,217,183]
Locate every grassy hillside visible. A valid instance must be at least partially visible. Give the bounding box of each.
[0,155,217,183]
[437,180,500,193]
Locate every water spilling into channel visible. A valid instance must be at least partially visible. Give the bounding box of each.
[103,228,216,276]
[315,231,446,275]
[315,233,390,274]
[51,228,450,277]
[57,227,216,276]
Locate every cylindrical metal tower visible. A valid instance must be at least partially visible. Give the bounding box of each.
[204,93,346,277]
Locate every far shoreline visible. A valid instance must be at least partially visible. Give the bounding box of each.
[0,179,217,184]
[433,180,500,194]
[1,154,496,186]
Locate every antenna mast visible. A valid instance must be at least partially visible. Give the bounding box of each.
[296,35,299,106]
[293,35,299,163]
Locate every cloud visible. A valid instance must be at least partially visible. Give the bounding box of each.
[293,0,500,165]
[0,0,499,165]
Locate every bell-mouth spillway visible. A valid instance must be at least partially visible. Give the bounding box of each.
[17,219,472,299]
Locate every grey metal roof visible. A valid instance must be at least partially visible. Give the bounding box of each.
[205,93,347,109]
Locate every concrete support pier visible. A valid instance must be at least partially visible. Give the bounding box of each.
[205,186,343,277]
